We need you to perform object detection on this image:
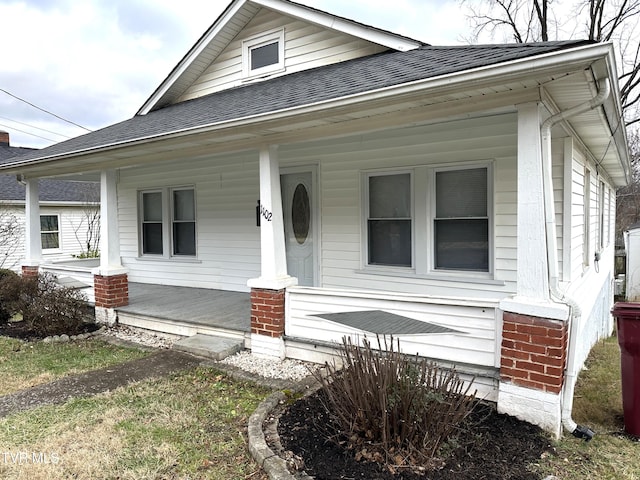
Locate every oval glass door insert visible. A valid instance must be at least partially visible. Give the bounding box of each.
[292,183,310,244]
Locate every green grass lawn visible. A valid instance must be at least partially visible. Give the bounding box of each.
[0,336,150,396]
[0,333,637,479]
[536,335,640,479]
[0,367,271,480]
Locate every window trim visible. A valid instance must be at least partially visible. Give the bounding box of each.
[242,28,285,79]
[363,170,415,270]
[138,186,197,259]
[361,162,494,279]
[40,213,61,252]
[430,163,493,275]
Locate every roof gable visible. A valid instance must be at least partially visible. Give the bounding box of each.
[138,0,423,114]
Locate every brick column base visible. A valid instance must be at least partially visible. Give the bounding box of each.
[94,273,129,308]
[21,265,39,278]
[501,312,568,394]
[498,312,568,437]
[250,288,285,337]
[250,287,286,358]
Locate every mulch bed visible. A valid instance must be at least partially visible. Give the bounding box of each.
[277,389,552,479]
[0,320,100,341]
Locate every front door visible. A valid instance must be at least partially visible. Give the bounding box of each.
[281,169,316,286]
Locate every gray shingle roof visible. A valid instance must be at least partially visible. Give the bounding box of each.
[4,41,589,166]
[0,144,34,165]
[0,142,98,201]
[0,175,99,202]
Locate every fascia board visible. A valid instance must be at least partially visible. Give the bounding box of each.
[137,0,248,116]
[252,0,422,51]
[1,44,614,173]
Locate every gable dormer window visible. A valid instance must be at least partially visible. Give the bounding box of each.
[242,28,285,79]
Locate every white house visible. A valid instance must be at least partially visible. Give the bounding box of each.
[0,0,630,437]
[0,132,99,272]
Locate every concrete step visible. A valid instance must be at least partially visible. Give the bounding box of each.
[172,333,243,361]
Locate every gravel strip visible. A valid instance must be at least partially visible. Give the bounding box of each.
[101,325,321,382]
[221,351,320,382]
[101,324,180,350]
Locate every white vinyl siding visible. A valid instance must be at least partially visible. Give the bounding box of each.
[279,113,516,298]
[118,152,261,291]
[177,8,388,101]
[0,205,99,271]
[286,288,501,401]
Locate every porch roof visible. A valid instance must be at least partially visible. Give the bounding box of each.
[0,40,629,186]
[1,42,585,166]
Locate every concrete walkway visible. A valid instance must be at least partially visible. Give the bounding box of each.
[0,350,204,418]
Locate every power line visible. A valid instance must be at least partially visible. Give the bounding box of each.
[0,88,92,132]
[0,122,59,143]
[0,115,71,139]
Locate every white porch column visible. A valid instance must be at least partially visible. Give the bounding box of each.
[499,102,569,319]
[95,169,124,275]
[22,178,41,276]
[248,145,296,359]
[92,169,128,323]
[248,145,296,290]
[498,102,568,439]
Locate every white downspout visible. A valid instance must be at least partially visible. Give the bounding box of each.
[540,78,610,439]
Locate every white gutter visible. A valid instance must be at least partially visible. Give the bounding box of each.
[540,78,610,440]
[0,43,613,173]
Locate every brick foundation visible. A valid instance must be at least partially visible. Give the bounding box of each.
[21,265,39,278]
[94,273,129,308]
[250,288,285,338]
[501,312,568,394]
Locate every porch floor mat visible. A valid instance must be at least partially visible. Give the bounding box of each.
[313,310,461,335]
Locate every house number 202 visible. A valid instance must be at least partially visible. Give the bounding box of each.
[261,205,273,222]
[256,200,272,227]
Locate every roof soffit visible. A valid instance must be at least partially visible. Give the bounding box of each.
[137,0,423,115]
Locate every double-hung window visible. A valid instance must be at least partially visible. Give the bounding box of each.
[242,28,285,79]
[40,214,60,250]
[434,167,489,271]
[139,187,196,257]
[367,172,412,267]
[364,163,491,275]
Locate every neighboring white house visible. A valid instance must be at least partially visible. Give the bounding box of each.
[0,0,630,437]
[0,131,99,271]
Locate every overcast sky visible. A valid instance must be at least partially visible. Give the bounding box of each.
[0,0,474,149]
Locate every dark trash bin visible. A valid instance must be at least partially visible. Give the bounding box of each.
[612,302,640,437]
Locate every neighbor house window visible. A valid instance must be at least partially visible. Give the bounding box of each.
[242,28,285,78]
[363,163,491,275]
[40,215,60,250]
[139,187,196,257]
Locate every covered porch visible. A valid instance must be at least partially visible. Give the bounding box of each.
[115,283,250,344]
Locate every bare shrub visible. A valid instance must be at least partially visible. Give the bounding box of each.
[0,272,89,336]
[0,268,19,324]
[313,335,477,472]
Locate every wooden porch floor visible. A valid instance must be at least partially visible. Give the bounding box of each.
[116,283,250,332]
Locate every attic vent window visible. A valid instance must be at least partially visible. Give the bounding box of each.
[243,28,285,78]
